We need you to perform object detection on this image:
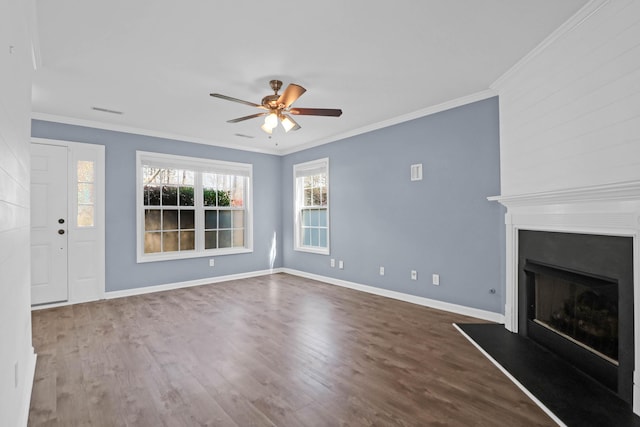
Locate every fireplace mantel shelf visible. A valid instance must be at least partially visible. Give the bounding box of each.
[488,180,640,208]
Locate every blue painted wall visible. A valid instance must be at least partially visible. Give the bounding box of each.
[281,97,504,313]
[32,96,504,313]
[31,120,283,292]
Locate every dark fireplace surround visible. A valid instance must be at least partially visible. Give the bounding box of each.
[518,230,634,404]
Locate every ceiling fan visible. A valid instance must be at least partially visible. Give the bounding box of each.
[210,80,342,135]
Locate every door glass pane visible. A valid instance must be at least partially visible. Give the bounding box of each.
[78,206,94,227]
[77,161,94,182]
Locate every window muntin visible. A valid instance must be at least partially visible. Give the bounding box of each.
[137,151,252,262]
[294,159,329,254]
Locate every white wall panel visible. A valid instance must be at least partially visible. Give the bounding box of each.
[0,0,35,425]
[496,0,640,195]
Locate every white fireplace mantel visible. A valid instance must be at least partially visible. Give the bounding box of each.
[489,180,640,414]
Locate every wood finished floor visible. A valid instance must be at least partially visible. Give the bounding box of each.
[29,273,555,426]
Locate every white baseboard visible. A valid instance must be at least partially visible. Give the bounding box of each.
[105,268,284,300]
[282,268,505,323]
[20,348,37,427]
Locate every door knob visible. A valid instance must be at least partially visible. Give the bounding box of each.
[58,229,65,235]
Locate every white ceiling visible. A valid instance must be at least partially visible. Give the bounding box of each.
[32,0,589,154]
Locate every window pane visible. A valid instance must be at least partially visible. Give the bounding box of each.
[162,186,178,205]
[320,187,327,206]
[205,230,217,249]
[219,230,232,248]
[144,232,162,253]
[219,210,231,229]
[310,228,319,246]
[163,231,179,252]
[78,183,94,204]
[179,187,194,206]
[203,187,217,206]
[312,187,321,206]
[205,210,217,229]
[309,209,319,227]
[231,177,244,207]
[318,209,327,227]
[163,210,178,230]
[233,229,244,247]
[180,231,195,250]
[145,185,161,205]
[303,228,311,246]
[181,170,194,185]
[145,209,161,231]
[304,188,312,206]
[179,210,194,229]
[319,229,327,248]
[78,205,94,227]
[77,161,94,182]
[302,209,311,226]
[232,210,244,228]
[218,190,230,207]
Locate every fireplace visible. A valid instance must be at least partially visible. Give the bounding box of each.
[518,230,634,404]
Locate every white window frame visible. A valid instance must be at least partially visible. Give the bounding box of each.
[293,158,330,255]
[136,151,253,263]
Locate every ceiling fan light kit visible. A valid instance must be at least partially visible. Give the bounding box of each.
[210,80,342,135]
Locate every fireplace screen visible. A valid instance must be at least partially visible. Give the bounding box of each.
[531,266,618,364]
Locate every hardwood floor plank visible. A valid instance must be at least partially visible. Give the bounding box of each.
[29,273,555,426]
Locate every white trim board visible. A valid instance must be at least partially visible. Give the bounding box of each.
[19,349,37,427]
[32,89,497,157]
[454,324,565,427]
[33,268,504,325]
[283,268,505,324]
[105,268,285,300]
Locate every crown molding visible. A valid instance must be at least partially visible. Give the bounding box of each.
[32,88,497,157]
[491,0,610,90]
[278,89,498,155]
[31,112,282,155]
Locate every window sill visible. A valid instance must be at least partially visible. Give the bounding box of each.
[294,246,330,255]
[137,247,253,263]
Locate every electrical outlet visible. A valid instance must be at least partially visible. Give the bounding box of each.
[432,274,440,286]
[330,259,336,268]
[209,258,215,267]
[411,270,417,280]
[379,266,385,276]
[339,260,344,269]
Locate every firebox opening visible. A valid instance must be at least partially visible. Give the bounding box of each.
[525,261,619,366]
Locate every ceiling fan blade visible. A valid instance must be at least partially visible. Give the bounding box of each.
[210,93,263,108]
[289,108,342,117]
[277,84,306,108]
[227,112,268,123]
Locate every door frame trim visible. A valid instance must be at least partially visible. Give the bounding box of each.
[31,137,105,308]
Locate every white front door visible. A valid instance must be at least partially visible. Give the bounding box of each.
[31,143,69,305]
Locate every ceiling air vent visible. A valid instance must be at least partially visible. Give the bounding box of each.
[91,106,123,115]
[234,133,255,139]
